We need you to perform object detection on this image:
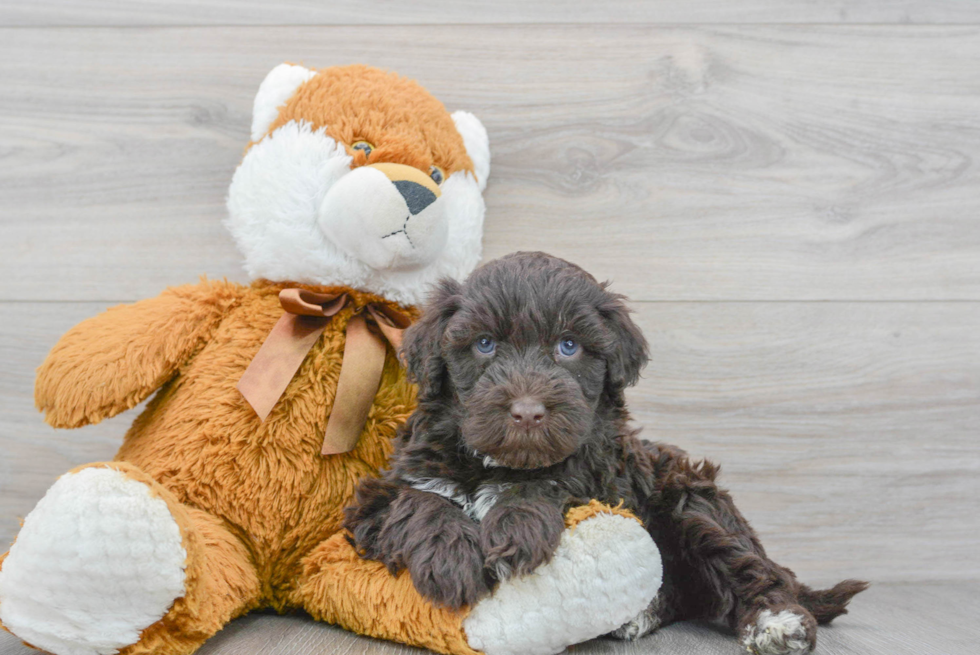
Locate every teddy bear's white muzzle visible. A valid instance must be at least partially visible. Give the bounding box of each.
[318,164,449,272]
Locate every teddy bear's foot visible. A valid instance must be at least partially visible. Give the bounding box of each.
[293,501,661,655]
[462,502,662,655]
[0,463,261,655]
[0,465,187,655]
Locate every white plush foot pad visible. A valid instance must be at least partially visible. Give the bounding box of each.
[463,512,662,655]
[741,609,812,655]
[0,467,187,655]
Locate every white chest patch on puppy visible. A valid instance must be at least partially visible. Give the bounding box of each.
[405,476,512,522]
[405,476,468,506]
[469,447,504,469]
[469,483,512,521]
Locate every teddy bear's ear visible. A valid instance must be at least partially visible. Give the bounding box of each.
[452,111,490,192]
[250,63,317,142]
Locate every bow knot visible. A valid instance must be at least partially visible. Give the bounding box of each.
[237,289,412,455]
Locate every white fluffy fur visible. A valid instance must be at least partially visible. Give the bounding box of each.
[741,609,812,655]
[250,63,316,142]
[406,476,468,507]
[468,483,512,522]
[470,447,504,468]
[318,165,448,271]
[0,468,186,655]
[405,476,512,522]
[463,512,662,655]
[452,111,491,191]
[226,119,486,307]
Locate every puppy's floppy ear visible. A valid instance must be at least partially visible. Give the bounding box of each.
[401,278,463,401]
[598,286,649,392]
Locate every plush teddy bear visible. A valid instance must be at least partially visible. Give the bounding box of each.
[0,64,661,655]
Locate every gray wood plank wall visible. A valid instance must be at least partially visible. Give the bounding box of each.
[3,1,980,25]
[1,2,978,592]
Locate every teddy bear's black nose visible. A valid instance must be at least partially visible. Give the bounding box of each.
[393,180,438,215]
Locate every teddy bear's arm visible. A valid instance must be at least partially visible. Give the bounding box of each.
[35,279,245,429]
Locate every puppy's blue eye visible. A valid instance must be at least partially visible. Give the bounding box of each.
[559,338,579,357]
[475,337,496,354]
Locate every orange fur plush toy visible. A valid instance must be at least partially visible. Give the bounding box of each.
[0,64,661,655]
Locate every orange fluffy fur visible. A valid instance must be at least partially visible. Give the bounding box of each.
[261,65,474,177]
[1,66,631,655]
[10,278,647,655]
[24,280,436,653]
[5,279,644,655]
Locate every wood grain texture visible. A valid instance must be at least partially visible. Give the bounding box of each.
[627,301,980,582]
[1,25,979,302]
[3,9,980,654]
[1,581,977,655]
[0,303,136,548]
[3,300,978,582]
[3,0,980,26]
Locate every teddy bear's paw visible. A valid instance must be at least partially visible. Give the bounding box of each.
[463,510,661,655]
[740,606,817,655]
[0,467,186,655]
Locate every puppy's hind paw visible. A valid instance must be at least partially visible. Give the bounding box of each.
[740,606,816,655]
[608,607,660,641]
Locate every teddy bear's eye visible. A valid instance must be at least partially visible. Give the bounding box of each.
[429,166,444,185]
[351,141,373,157]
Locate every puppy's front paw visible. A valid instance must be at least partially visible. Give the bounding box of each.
[740,605,817,655]
[480,503,564,581]
[407,522,489,610]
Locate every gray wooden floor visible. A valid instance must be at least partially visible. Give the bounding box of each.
[1,1,979,654]
[2,581,978,655]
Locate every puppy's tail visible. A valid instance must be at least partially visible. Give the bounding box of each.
[798,579,869,624]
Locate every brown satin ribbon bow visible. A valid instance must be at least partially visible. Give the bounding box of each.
[237,288,412,455]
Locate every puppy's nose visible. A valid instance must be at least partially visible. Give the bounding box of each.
[393,180,437,215]
[510,397,547,426]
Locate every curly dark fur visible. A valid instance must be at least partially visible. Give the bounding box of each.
[344,252,866,650]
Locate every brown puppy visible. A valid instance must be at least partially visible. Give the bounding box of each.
[346,252,866,654]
